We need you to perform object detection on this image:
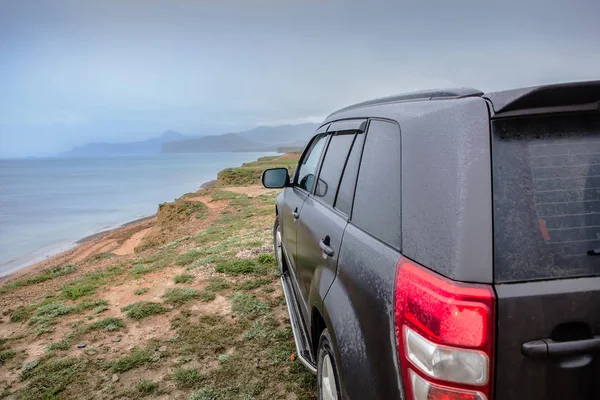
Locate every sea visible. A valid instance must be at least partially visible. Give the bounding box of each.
[0,152,276,276]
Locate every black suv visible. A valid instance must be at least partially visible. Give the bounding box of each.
[261,81,600,400]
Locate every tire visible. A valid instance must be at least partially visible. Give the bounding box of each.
[317,329,341,400]
[273,215,284,274]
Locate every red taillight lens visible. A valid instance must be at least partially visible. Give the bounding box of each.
[394,258,495,400]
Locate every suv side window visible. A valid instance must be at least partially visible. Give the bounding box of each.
[335,132,365,215]
[295,133,327,192]
[314,132,355,206]
[352,120,401,250]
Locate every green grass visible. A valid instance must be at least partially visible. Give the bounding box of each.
[201,292,216,302]
[174,273,194,284]
[62,282,97,300]
[235,277,271,291]
[215,259,270,275]
[110,348,154,373]
[9,304,36,323]
[0,349,16,363]
[243,316,278,341]
[18,358,84,400]
[132,251,176,273]
[231,293,270,318]
[228,195,251,209]
[90,317,125,331]
[162,288,201,304]
[61,265,125,299]
[195,227,230,244]
[136,379,158,394]
[175,249,206,266]
[160,236,192,250]
[121,302,167,320]
[204,277,230,292]
[214,154,299,186]
[134,287,150,295]
[29,301,77,334]
[77,299,109,312]
[46,339,70,351]
[0,264,76,294]
[172,367,205,389]
[217,167,258,186]
[157,201,207,223]
[257,253,276,265]
[209,190,240,201]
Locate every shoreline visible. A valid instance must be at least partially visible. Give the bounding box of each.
[1,181,214,281]
[75,215,156,244]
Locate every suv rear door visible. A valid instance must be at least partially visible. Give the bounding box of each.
[491,111,600,400]
[295,120,365,322]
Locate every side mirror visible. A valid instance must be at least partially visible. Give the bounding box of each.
[261,168,290,188]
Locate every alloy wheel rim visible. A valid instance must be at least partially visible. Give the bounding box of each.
[321,354,338,400]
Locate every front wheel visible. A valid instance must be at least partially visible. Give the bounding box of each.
[318,329,341,400]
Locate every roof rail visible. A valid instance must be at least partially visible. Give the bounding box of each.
[328,88,483,117]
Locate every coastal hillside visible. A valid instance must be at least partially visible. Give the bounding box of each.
[0,154,315,400]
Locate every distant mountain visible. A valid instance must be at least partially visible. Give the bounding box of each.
[162,133,267,153]
[61,123,321,157]
[161,123,319,154]
[61,131,193,157]
[235,123,318,144]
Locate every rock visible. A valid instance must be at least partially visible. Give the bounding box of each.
[103,375,110,382]
[167,305,175,310]
[158,346,167,352]
[111,374,119,382]
[77,342,87,349]
[111,336,121,343]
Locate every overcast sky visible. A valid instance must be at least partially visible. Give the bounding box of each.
[1,0,599,157]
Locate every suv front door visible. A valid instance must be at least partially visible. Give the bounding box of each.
[295,120,366,323]
[281,130,328,293]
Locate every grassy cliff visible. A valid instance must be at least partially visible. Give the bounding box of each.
[0,153,312,400]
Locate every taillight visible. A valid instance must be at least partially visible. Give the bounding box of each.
[394,258,495,400]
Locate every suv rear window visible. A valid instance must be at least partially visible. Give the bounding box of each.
[352,120,401,250]
[492,112,600,282]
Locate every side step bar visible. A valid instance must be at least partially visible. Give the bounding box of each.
[280,271,317,374]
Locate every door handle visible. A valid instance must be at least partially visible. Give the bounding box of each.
[292,208,300,220]
[319,236,334,257]
[522,336,600,358]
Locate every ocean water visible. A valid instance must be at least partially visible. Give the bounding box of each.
[0,152,275,276]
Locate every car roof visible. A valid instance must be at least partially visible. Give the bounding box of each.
[326,88,483,119]
[326,80,600,120]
